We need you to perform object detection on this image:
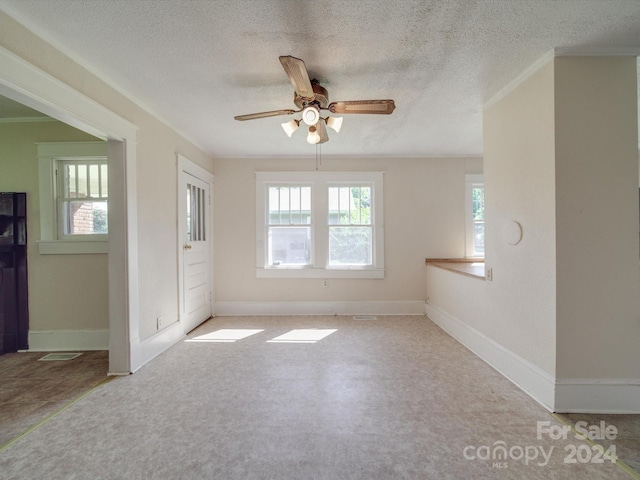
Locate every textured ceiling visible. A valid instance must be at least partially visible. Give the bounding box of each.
[0,0,639,157]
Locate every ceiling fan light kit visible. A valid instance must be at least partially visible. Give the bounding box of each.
[281,119,300,137]
[234,55,395,146]
[302,106,320,126]
[325,116,343,133]
[307,125,320,144]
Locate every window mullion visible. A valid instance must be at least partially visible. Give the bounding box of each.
[86,163,91,198]
[288,187,292,225]
[74,164,79,200]
[97,163,102,198]
[314,181,328,269]
[356,187,360,225]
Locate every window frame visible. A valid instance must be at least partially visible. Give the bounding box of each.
[266,184,313,267]
[37,142,108,254]
[256,171,384,279]
[327,182,374,268]
[465,174,485,258]
[56,157,109,241]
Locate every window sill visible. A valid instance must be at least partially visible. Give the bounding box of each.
[38,240,108,255]
[256,267,384,279]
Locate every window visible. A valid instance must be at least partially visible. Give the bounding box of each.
[465,174,484,258]
[187,180,208,242]
[256,172,384,278]
[267,185,312,266]
[58,159,108,237]
[328,185,372,266]
[37,142,108,254]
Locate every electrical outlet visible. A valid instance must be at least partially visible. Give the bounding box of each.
[486,267,493,282]
[157,316,164,330]
[322,279,328,288]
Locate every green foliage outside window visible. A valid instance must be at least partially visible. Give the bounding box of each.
[329,187,372,265]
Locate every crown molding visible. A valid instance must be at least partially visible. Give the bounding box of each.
[484,50,555,109]
[485,47,640,110]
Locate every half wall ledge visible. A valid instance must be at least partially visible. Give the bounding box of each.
[425,258,486,280]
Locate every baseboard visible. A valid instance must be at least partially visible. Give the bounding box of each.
[425,303,556,412]
[131,321,185,373]
[555,379,640,413]
[214,300,426,316]
[27,329,109,351]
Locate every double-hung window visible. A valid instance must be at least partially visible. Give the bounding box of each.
[465,174,485,258]
[328,185,372,266]
[256,172,384,278]
[37,142,108,254]
[267,185,312,266]
[58,159,108,238]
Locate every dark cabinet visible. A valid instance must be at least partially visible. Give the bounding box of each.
[0,192,29,354]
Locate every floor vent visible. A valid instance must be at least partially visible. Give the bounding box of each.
[353,315,377,321]
[38,353,83,361]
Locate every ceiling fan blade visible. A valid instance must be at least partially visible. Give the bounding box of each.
[316,118,329,144]
[234,109,297,121]
[279,56,314,100]
[328,100,396,115]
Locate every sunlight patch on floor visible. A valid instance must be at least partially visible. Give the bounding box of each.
[185,329,264,343]
[266,329,337,344]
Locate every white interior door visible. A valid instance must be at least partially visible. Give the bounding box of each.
[179,166,213,334]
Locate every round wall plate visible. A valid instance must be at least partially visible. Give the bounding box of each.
[503,220,523,246]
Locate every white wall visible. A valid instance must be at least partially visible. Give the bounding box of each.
[213,156,481,311]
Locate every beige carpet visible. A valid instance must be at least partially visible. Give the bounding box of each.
[0,316,635,479]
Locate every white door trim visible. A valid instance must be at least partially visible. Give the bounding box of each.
[177,154,214,333]
[0,45,139,374]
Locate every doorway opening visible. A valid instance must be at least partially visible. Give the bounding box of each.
[0,46,138,374]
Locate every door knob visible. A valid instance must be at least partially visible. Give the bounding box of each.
[183,244,192,250]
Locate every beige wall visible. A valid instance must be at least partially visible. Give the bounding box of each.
[483,60,558,375]
[554,56,640,380]
[212,156,481,304]
[484,56,640,380]
[0,120,108,331]
[433,55,640,412]
[480,55,640,410]
[0,11,213,342]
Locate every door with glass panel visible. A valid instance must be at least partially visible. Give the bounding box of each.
[181,173,212,333]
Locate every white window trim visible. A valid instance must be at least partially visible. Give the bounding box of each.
[465,173,484,258]
[256,171,384,279]
[37,142,108,254]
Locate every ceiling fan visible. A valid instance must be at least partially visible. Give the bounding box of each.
[234,56,395,145]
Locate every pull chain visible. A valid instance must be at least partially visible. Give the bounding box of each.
[315,143,322,170]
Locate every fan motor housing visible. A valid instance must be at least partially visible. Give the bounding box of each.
[294,80,328,109]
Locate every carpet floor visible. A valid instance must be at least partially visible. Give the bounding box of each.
[0,315,637,479]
